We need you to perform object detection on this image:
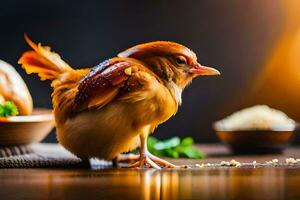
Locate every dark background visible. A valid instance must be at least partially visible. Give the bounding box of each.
[0,0,285,143]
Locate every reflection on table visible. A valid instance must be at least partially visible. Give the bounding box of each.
[1,168,300,200]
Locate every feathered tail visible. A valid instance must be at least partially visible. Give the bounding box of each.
[18,34,74,80]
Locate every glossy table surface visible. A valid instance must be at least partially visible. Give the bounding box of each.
[1,144,300,200]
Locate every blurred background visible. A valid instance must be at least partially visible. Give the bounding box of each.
[1,0,300,143]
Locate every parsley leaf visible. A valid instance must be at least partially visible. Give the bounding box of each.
[0,101,19,117]
[147,136,205,159]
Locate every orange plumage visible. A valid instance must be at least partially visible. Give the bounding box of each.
[18,35,220,168]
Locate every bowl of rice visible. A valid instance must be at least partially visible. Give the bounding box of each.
[213,105,297,154]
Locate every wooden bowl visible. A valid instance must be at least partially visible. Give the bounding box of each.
[0,108,54,146]
[213,124,296,154]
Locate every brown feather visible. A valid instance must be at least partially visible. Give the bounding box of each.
[72,57,160,113]
[51,69,89,125]
[118,41,197,65]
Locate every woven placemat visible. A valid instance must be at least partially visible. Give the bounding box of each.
[0,145,33,157]
[3,144,300,169]
[0,144,112,168]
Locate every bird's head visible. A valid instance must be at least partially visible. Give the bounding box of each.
[118,41,220,89]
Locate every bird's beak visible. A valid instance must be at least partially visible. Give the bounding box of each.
[189,63,220,76]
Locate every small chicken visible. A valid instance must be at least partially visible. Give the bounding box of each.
[18,35,220,169]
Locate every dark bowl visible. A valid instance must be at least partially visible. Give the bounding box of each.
[213,123,296,154]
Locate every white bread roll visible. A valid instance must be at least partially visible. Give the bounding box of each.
[0,60,33,115]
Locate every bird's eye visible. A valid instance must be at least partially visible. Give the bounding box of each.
[175,56,187,65]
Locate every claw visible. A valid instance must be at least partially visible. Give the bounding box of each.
[118,152,177,169]
[148,153,177,168]
[129,155,161,169]
[116,134,178,169]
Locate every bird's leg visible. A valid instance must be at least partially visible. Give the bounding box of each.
[113,153,140,166]
[130,134,178,169]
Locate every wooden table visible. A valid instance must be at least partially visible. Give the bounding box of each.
[1,144,300,200]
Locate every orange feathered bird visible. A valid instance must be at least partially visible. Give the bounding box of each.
[18,35,220,169]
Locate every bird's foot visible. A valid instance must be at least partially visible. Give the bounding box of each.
[116,153,140,163]
[129,152,178,169]
[113,153,140,167]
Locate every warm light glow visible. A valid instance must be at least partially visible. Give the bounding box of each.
[241,1,300,121]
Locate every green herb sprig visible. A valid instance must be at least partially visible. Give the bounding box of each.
[147,136,205,159]
[0,101,19,117]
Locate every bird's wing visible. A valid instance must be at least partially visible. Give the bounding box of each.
[72,58,160,113]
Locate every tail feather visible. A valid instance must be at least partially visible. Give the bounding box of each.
[18,34,73,80]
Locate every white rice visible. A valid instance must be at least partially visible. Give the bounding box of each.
[215,105,296,131]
